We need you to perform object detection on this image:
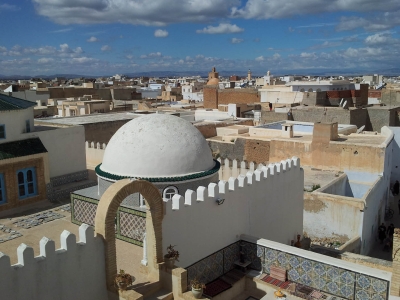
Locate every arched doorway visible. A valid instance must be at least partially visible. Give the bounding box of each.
[94,179,164,288]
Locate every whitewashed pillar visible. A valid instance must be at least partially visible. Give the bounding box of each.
[141,232,148,266]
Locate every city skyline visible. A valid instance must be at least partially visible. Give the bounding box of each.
[1,0,400,76]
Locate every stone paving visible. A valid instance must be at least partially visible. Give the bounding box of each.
[12,210,65,229]
[0,225,22,243]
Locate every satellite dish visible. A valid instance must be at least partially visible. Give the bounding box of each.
[356,125,365,134]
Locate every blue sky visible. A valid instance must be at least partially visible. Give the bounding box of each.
[1,0,400,76]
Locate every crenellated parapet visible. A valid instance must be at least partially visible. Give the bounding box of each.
[169,157,300,210]
[161,156,303,267]
[85,141,107,150]
[0,224,108,300]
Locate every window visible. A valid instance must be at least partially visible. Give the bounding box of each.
[0,125,5,139]
[163,186,178,201]
[17,167,37,199]
[25,120,31,133]
[139,194,146,208]
[0,173,6,204]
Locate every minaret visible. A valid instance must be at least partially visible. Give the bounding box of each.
[247,69,252,81]
[208,67,219,81]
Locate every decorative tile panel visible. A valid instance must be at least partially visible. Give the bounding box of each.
[242,241,262,271]
[256,242,389,300]
[223,242,240,273]
[186,250,224,285]
[73,198,97,226]
[355,274,388,300]
[186,240,390,300]
[119,212,145,242]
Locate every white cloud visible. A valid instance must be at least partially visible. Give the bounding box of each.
[140,52,163,59]
[51,28,72,33]
[196,23,244,34]
[310,41,342,50]
[32,0,239,26]
[154,29,168,37]
[101,45,111,51]
[71,57,96,64]
[231,0,400,19]
[337,11,400,32]
[231,38,244,44]
[255,56,264,61]
[300,52,316,58]
[37,58,54,64]
[0,4,19,12]
[272,53,281,60]
[365,32,398,45]
[87,36,98,42]
[297,23,336,28]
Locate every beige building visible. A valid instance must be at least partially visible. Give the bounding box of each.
[207,120,393,256]
[57,98,111,117]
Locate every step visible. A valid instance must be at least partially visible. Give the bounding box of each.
[134,281,162,298]
[145,288,173,300]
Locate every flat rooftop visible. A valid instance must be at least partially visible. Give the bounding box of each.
[35,112,140,125]
[303,167,341,191]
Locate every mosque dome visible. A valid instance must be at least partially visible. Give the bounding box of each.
[207,78,220,85]
[98,114,217,180]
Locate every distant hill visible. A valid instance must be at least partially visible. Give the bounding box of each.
[0,68,399,80]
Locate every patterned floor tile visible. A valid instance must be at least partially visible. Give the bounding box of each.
[340,284,354,299]
[341,271,356,285]
[326,267,340,282]
[371,279,388,294]
[314,263,326,277]
[301,259,312,273]
[326,281,339,294]
[289,255,300,268]
[355,289,369,300]
[313,277,326,290]
[288,268,300,281]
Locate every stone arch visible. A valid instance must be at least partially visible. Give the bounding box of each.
[95,179,164,288]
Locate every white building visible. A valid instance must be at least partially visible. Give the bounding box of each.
[71,113,304,267]
[286,79,355,92]
[0,94,90,210]
[181,82,204,101]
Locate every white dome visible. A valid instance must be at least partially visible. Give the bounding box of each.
[100,114,215,178]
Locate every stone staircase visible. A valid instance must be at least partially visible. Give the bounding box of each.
[134,281,173,299]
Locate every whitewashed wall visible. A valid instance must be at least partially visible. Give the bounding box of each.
[0,224,107,300]
[194,110,231,121]
[388,127,400,184]
[162,157,304,267]
[26,125,86,178]
[0,108,34,143]
[86,141,107,167]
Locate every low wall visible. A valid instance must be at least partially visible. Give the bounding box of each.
[86,141,107,167]
[163,157,304,267]
[186,234,392,300]
[208,137,271,164]
[0,224,107,300]
[195,119,254,138]
[241,234,392,300]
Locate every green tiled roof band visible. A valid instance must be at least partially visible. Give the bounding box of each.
[95,160,220,182]
[0,93,37,111]
[0,138,48,160]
